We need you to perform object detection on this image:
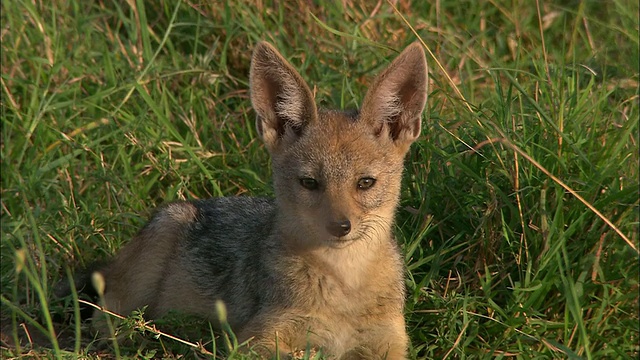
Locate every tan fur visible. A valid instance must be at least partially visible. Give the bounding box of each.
[98,202,201,317]
[92,41,428,359]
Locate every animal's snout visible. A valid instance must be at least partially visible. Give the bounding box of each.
[326,219,351,237]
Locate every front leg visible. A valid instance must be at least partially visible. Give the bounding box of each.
[344,315,409,360]
[237,311,322,359]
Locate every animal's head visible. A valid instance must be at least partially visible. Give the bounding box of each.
[250,41,427,249]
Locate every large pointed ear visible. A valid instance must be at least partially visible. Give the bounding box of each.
[360,42,428,149]
[250,42,317,152]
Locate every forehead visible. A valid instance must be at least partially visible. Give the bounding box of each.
[304,109,377,151]
[285,109,392,176]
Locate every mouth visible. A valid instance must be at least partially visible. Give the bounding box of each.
[326,233,361,248]
[327,240,355,249]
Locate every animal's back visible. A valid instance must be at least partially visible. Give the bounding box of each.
[99,197,279,328]
[181,197,282,327]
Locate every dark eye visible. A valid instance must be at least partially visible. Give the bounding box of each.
[300,178,319,190]
[357,177,376,190]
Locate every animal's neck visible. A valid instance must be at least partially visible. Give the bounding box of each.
[312,230,393,289]
[275,214,396,288]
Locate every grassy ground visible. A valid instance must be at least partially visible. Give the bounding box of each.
[1,0,638,358]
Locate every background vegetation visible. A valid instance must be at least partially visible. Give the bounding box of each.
[1,0,638,358]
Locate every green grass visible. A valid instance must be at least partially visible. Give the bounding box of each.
[1,0,638,358]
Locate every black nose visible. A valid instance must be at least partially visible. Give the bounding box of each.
[326,220,351,237]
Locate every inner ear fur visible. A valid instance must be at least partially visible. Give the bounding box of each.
[360,42,428,146]
[249,41,317,151]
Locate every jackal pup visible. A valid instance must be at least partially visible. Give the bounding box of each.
[86,41,427,359]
